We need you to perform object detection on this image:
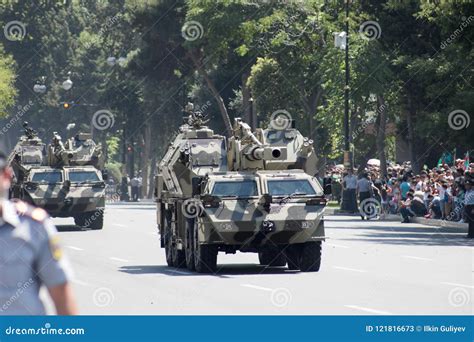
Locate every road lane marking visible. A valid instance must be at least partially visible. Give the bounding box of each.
[345,305,392,315]
[333,266,367,273]
[241,284,272,292]
[72,279,92,287]
[112,223,127,227]
[67,246,84,251]
[109,257,130,263]
[326,243,349,249]
[402,255,433,261]
[441,282,474,289]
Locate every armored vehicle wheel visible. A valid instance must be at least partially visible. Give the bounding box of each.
[298,241,322,272]
[164,226,174,267]
[184,219,195,271]
[193,220,217,273]
[87,210,104,230]
[284,245,300,270]
[258,250,286,267]
[74,215,86,227]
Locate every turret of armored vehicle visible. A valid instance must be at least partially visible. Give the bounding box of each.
[227,117,317,175]
[7,122,45,182]
[156,110,326,273]
[9,124,106,230]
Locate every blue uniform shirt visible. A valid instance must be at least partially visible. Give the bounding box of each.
[0,201,72,315]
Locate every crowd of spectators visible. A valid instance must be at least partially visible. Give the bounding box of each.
[321,159,474,237]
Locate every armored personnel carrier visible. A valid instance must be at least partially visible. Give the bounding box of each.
[8,123,106,229]
[156,109,326,273]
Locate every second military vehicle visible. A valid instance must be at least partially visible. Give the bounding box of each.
[156,109,326,273]
[8,123,107,229]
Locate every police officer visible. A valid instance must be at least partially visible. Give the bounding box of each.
[0,151,77,315]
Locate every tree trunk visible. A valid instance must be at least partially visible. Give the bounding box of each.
[140,124,151,198]
[187,50,232,136]
[147,155,157,198]
[376,94,388,177]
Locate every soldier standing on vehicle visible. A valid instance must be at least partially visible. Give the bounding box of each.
[0,151,78,315]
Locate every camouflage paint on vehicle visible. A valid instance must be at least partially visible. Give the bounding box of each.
[156,110,326,273]
[8,123,106,228]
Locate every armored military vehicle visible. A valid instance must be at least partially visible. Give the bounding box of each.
[8,123,106,229]
[156,109,326,273]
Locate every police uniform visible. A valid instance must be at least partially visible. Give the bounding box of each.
[0,201,72,315]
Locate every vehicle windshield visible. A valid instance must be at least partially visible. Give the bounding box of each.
[211,180,258,197]
[31,171,62,183]
[267,179,317,196]
[68,171,100,183]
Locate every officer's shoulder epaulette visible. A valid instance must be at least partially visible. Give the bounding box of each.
[12,200,48,223]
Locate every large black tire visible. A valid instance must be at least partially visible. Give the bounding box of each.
[285,245,300,270]
[193,220,217,273]
[164,219,174,267]
[74,215,86,227]
[298,241,322,272]
[184,219,195,271]
[88,210,104,230]
[258,250,286,267]
[164,211,185,268]
[74,211,103,230]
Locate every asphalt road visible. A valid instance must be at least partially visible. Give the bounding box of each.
[47,203,473,315]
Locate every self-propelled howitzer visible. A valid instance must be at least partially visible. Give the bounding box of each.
[9,126,106,230]
[155,109,326,273]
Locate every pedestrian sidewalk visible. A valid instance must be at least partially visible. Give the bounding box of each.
[106,199,155,206]
[325,208,468,230]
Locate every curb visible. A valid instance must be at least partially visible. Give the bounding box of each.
[325,208,468,230]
